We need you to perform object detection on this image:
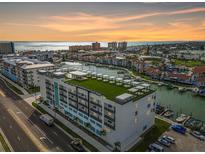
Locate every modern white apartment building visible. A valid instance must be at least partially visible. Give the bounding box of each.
[2,57,54,89]
[39,70,156,150]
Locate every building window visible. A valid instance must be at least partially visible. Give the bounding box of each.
[84,115,88,120]
[147,104,151,108]
[107,112,112,116]
[90,126,95,132]
[96,123,102,128]
[79,112,83,117]
[96,130,101,136]
[79,119,83,124]
[90,119,95,124]
[108,120,112,124]
[143,125,147,131]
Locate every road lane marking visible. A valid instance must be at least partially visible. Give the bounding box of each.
[53,131,58,136]
[56,146,62,151]
[8,109,49,152]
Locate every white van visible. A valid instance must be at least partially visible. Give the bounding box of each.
[39,114,54,126]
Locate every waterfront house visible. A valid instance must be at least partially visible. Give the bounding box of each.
[191,66,205,86]
[144,67,162,80]
[164,72,192,84]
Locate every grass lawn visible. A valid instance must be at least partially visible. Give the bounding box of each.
[5,81,24,95]
[27,86,40,94]
[32,102,99,152]
[129,118,170,152]
[66,78,129,101]
[132,71,152,80]
[0,133,10,152]
[173,59,205,67]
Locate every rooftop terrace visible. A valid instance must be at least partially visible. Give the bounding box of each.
[65,78,128,101]
[65,78,155,102]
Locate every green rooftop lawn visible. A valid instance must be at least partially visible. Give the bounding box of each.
[65,78,129,101]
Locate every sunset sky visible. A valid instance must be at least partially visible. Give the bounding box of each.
[1,3,205,41]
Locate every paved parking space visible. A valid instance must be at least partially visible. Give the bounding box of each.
[159,129,205,152]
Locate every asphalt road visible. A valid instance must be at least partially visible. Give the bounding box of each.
[0,78,76,152]
[0,101,39,152]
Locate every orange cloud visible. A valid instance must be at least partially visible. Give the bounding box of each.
[1,7,205,41]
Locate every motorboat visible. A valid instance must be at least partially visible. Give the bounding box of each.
[176,114,187,123]
[163,110,174,118]
[178,87,186,92]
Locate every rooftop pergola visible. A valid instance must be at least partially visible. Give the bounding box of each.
[70,71,88,80]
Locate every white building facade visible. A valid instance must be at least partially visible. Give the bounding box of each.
[2,57,54,88]
[39,70,156,150]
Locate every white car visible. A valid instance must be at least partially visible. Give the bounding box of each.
[162,135,175,144]
[191,131,205,141]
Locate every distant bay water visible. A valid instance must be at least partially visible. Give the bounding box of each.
[14,41,182,51]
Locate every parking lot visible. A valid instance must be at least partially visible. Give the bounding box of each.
[160,129,205,152]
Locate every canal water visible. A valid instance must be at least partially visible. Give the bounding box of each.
[62,62,205,122]
[153,85,205,122]
[61,63,126,78]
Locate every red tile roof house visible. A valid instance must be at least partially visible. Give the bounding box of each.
[144,67,162,80]
[191,66,205,86]
[164,72,192,84]
[133,60,146,73]
[196,77,205,87]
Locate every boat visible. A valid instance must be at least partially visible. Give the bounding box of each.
[158,83,162,86]
[167,84,174,89]
[178,87,186,92]
[176,114,187,123]
[192,87,199,93]
[163,110,174,118]
[155,104,165,114]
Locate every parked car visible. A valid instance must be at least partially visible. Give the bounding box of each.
[157,138,171,147]
[171,124,186,134]
[190,131,205,141]
[39,114,54,126]
[70,138,85,152]
[162,135,175,144]
[148,143,164,152]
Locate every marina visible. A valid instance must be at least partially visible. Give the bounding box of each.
[63,61,205,123]
[60,61,205,135]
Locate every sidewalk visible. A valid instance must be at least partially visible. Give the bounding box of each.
[39,103,110,152]
[0,73,29,95]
